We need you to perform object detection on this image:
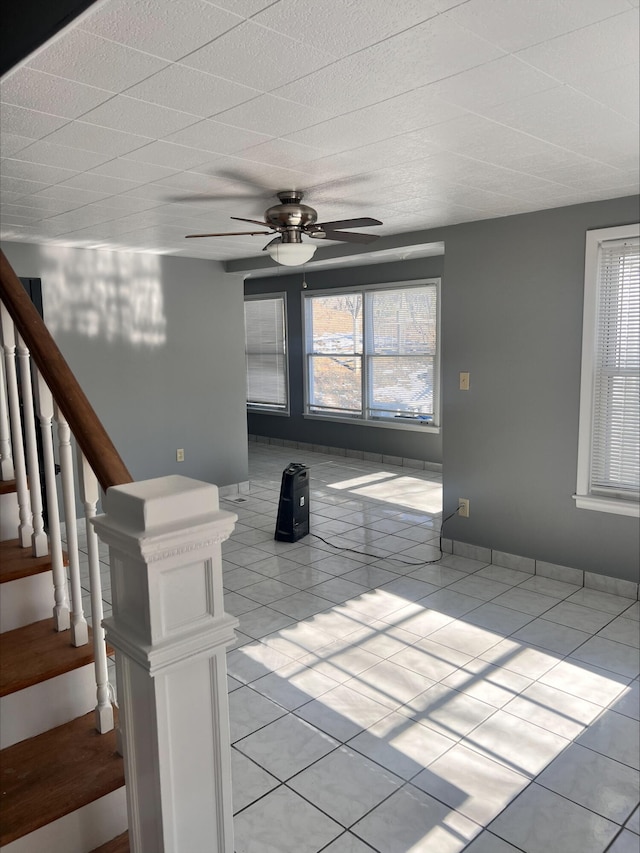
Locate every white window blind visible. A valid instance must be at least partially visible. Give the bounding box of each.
[591,237,639,498]
[244,296,288,412]
[575,225,639,516]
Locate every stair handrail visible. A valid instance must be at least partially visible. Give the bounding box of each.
[0,249,132,491]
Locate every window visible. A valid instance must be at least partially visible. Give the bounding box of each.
[575,224,639,516]
[244,295,288,413]
[304,281,440,429]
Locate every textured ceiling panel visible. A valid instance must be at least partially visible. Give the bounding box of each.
[0,0,637,267]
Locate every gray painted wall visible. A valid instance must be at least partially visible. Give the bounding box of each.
[441,195,639,582]
[245,255,445,464]
[2,241,249,489]
[244,195,639,582]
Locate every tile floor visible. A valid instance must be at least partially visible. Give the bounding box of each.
[78,443,639,853]
[222,444,639,853]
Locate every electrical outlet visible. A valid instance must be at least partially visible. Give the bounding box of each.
[176,448,185,462]
[458,498,470,518]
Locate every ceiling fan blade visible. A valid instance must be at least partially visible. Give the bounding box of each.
[231,216,272,227]
[314,217,382,230]
[185,230,274,238]
[319,230,381,243]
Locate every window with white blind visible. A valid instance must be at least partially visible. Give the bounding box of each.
[244,295,288,413]
[304,281,440,429]
[575,224,639,516]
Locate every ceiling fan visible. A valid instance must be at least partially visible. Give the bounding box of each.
[185,190,383,266]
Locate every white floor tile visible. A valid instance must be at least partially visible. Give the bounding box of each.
[463,832,525,852]
[489,783,619,853]
[352,784,481,853]
[512,617,592,655]
[465,709,570,778]
[607,829,640,853]
[347,710,456,780]
[440,659,531,709]
[289,745,403,827]
[412,743,528,824]
[626,805,640,833]
[537,742,640,823]
[320,833,379,852]
[427,620,504,657]
[577,709,640,770]
[543,600,616,634]
[539,659,631,706]
[610,680,640,721]
[295,683,391,742]
[238,605,296,639]
[233,785,342,853]
[228,685,287,743]
[401,682,496,741]
[566,588,637,616]
[570,636,640,679]
[234,713,338,781]
[231,748,279,813]
[598,615,640,648]
[250,660,339,710]
[502,681,602,739]
[389,636,472,682]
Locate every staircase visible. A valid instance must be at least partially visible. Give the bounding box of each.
[0,249,237,852]
[0,250,131,851]
[0,484,128,852]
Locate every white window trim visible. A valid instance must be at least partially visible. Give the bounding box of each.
[302,279,441,431]
[245,292,290,416]
[574,224,639,518]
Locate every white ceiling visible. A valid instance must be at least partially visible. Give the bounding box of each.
[1,0,638,269]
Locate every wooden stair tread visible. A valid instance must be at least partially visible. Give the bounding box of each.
[0,479,17,496]
[0,538,68,584]
[0,618,101,697]
[91,831,129,852]
[0,710,124,846]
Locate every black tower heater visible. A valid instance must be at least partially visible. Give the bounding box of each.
[274,463,310,542]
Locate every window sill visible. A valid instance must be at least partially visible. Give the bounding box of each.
[573,494,639,518]
[247,407,290,417]
[303,413,440,434]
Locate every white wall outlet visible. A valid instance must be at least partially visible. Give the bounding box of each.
[176,448,185,462]
[458,498,470,518]
[459,372,470,391]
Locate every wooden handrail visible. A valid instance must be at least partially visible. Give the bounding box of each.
[0,249,133,491]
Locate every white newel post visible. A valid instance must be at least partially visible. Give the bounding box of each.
[92,475,238,853]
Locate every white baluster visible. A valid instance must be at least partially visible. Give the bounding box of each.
[0,354,14,480]
[77,448,114,733]
[34,372,70,631]
[16,333,48,556]
[0,304,32,546]
[55,404,88,647]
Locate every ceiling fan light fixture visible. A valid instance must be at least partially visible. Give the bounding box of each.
[267,241,317,266]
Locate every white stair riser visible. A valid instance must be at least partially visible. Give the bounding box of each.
[0,571,54,633]
[0,491,19,541]
[2,786,127,853]
[1,663,97,749]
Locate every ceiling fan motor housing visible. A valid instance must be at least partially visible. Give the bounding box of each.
[265,191,318,236]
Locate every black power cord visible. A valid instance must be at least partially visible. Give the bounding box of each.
[308,504,464,568]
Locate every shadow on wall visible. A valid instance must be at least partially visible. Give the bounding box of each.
[40,246,167,347]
